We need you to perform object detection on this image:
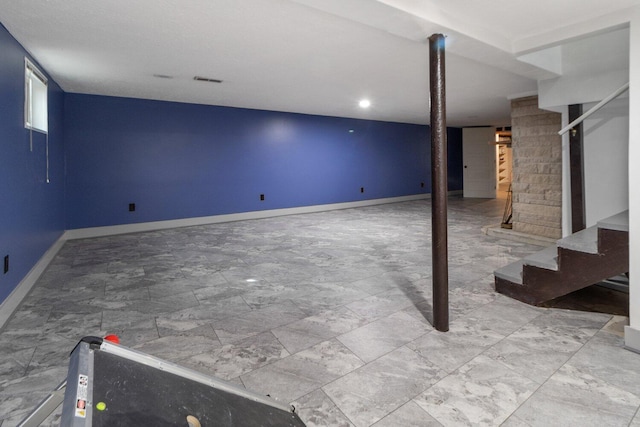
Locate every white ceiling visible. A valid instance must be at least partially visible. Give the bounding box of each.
[0,0,637,126]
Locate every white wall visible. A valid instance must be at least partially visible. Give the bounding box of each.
[626,7,640,352]
[559,109,571,237]
[537,26,630,229]
[582,97,629,226]
[538,26,630,109]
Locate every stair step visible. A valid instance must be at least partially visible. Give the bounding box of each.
[523,245,558,271]
[494,209,629,306]
[598,210,628,232]
[494,259,524,285]
[558,226,598,254]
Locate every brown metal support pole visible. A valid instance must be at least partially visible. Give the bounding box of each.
[429,33,449,332]
[568,104,586,233]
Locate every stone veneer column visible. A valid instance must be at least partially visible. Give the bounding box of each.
[511,96,563,239]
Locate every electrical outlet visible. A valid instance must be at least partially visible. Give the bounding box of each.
[260,194,265,201]
[421,182,425,188]
[129,203,136,212]
[3,255,8,274]
[360,187,364,193]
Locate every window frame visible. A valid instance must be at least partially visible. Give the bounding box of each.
[24,57,48,134]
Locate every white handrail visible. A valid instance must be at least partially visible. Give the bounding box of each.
[558,82,629,135]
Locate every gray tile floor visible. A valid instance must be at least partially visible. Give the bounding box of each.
[1,198,639,426]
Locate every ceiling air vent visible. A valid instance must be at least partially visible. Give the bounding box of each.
[193,76,223,83]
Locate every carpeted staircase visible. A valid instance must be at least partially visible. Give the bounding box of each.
[494,211,629,305]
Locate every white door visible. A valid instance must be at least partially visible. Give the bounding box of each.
[463,127,496,198]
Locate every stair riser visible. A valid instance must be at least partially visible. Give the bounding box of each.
[495,228,628,305]
[495,277,540,305]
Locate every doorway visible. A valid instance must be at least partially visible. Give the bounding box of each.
[462,127,497,198]
[496,127,512,199]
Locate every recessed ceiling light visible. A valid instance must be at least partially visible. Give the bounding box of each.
[359,99,371,109]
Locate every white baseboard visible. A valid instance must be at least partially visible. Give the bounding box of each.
[0,236,66,330]
[625,325,640,354]
[64,194,431,240]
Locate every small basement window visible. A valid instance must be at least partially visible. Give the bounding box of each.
[24,58,48,133]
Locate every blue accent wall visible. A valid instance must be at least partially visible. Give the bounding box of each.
[0,24,65,302]
[0,22,465,305]
[64,95,435,229]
